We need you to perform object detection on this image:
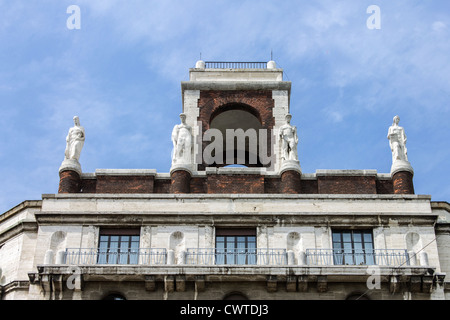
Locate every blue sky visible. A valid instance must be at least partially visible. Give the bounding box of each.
[0,0,449,213]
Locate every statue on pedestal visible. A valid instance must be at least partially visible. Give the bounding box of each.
[59,116,85,175]
[387,115,408,163]
[171,113,192,165]
[279,114,299,162]
[64,116,85,161]
[387,115,413,176]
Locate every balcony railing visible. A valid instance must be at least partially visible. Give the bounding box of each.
[64,248,167,265]
[62,247,412,268]
[204,61,267,69]
[305,249,410,266]
[186,248,287,265]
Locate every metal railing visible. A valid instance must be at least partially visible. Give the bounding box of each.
[205,61,267,69]
[64,248,167,265]
[305,249,410,266]
[186,248,287,265]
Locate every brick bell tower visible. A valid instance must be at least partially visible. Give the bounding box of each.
[170,60,301,193]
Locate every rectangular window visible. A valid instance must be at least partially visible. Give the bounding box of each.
[215,228,256,265]
[97,229,140,265]
[332,230,374,265]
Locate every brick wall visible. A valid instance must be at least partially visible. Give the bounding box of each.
[206,174,264,194]
[317,176,377,194]
[376,179,394,194]
[96,175,154,193]
[76,173,404,195]
[154,179,171,193]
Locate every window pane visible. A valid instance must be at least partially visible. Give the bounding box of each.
[332,233,341,242]
[342,232,352,243]
[353,233,362,243]
[216,241,224,249]
[364,233,373,243]
[343,242,353,251]
[99,241,108,249]
[354,242,363,251]
[130,241,139,249]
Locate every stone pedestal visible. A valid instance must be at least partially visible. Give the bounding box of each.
[391,160,414,194]
[170,164,192,194]
[280,160,302,194]
[58,159,82,193]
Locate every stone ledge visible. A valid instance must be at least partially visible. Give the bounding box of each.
[95,169,157,176]
[181,81,291,92]
[206,167,266,175]
[316,169,378,177]
[41,193,432,201]
[34,265,437,294]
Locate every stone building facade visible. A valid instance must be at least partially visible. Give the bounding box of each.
[0,61,448,300]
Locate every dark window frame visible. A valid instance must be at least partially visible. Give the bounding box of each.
[331,229,375,265]
[98,229,141,265]
[215,228,257,265]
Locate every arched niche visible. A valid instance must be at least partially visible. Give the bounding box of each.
[286,231,302,264]
[169,231,185,264]
[405,232,422,253]
[208,103,266,167]
[49,231,67,263]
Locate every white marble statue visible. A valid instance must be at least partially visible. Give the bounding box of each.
[387,115,408,163]
[64,116,85,161]
[279,114,299,162]
[171,113,192,164]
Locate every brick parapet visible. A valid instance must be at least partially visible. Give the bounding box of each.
[75,170,401,195]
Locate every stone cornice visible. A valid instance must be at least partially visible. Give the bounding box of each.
[0,220,38,244]
[0,200,42,223]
